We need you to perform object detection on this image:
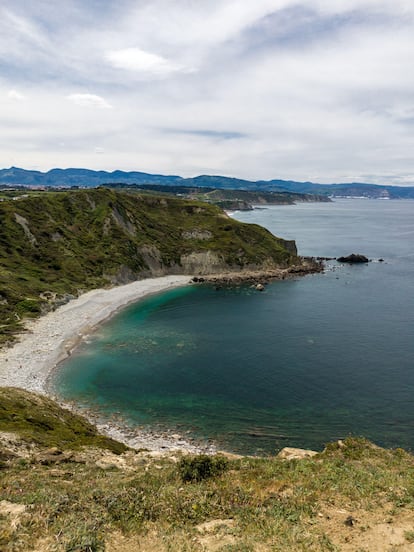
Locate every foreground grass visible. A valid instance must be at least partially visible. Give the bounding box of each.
[2,438,414,551]
[1,390,414,551]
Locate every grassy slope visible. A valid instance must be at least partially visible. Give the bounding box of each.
[108,184,330,205]
[0,387,126,453]
[1,389,414,551]
[0,188,296,344]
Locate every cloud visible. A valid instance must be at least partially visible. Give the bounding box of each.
[8,89,26,100]
[2,1,414,184]
[166,129,247,140]
[1,8,48,48]
[66,93,112,109]
[105,47,186,75]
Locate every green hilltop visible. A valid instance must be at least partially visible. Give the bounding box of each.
[0,188,299,344]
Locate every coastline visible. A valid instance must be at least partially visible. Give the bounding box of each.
[196,258,323,286]
[0,260,322,394]
[0,263,322,454]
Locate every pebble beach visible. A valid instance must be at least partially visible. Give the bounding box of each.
[0,275,219,453]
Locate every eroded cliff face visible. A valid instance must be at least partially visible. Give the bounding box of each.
[106,247,301,285]
[0,188,299,341]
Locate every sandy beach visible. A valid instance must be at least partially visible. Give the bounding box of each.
[0,275,191,394]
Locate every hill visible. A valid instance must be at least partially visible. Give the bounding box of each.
[102,183,331,209]
[1,167,414,198]
[1,387,414,551]
[0,167,182,188]
[0,188,305,344]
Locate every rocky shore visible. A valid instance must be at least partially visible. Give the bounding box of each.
[192,257,324,286]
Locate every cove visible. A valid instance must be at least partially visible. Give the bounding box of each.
[53,199,414,455]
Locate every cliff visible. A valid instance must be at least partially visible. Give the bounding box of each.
[0,188,300,344]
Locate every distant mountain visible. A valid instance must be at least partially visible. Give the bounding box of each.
[262,180,414,199]
[0,167,182,188]
[1,167,414,199]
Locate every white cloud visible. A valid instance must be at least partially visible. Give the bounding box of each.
[8,89,26,100]
[105,47,185,75]
[2,1,414,184]
[66,93,112,109]
[1,8,48,48]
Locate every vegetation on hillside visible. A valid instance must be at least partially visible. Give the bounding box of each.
[1,388,414,551]
[103,183,330,207]
[0,188,297,344]
[0,387,126,453]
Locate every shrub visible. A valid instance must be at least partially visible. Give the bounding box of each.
[178,454,229,482]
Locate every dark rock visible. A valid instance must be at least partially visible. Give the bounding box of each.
[337,254,369,264]
[344,515,357,527]
[378,258,384,262]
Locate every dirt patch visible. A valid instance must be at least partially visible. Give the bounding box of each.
[318,506,414,551]
[0,500,27,537]
[196,518,237,550]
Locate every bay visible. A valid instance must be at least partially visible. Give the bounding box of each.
[52,199,414,455]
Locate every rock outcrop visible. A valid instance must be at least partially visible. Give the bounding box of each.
[337,253,369,263]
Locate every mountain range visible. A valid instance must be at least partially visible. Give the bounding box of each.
[1,167,414,199]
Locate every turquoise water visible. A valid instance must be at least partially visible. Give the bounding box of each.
[53,199,414,455]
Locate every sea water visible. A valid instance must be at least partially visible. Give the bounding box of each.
[52,199,414,455]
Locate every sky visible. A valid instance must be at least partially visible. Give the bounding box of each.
[1,1,414,184]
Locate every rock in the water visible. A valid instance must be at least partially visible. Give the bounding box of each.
[277,447,318,460]
[337,253,369,264]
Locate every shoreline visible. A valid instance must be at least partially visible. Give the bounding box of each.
[0,264,323,454]
[0,274,210,453]
[195,258,323,286]
[0,261,322,394]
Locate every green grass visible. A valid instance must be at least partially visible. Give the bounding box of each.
[1,437,413,551]
[0,387,127,453]
[1,389,414,551]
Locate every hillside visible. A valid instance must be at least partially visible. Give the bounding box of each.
[1,167,414,198]
[103,183,330,209]
[0,188,301,344]
[1,387,414,551]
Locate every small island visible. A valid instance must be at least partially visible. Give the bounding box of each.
[337,253,370,263]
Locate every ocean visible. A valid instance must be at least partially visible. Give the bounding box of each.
[52,199,414,455]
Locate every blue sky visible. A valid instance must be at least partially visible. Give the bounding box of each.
[1,0,414,184]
